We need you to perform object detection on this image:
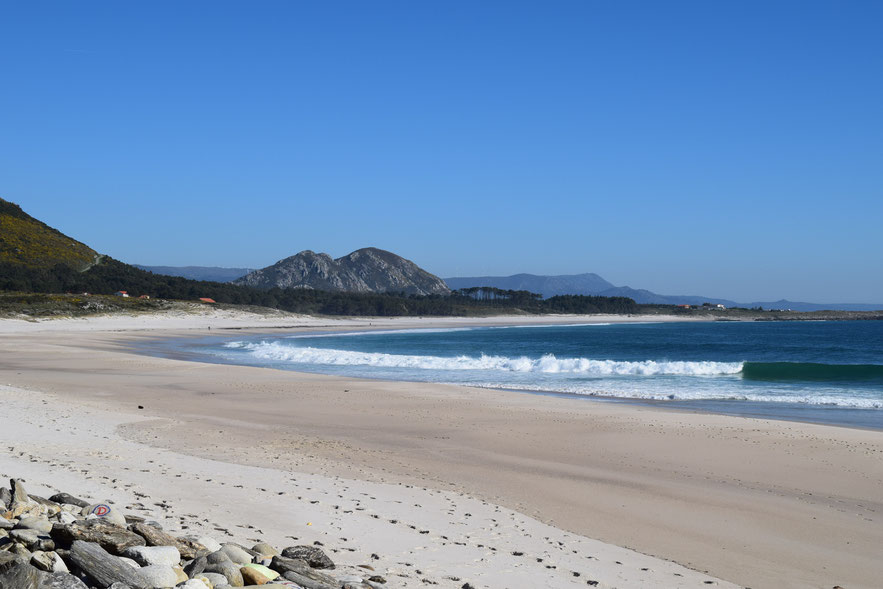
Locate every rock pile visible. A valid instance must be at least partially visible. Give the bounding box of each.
[0,478,390,589]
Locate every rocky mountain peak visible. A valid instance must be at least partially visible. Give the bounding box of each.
[234,247,450,296]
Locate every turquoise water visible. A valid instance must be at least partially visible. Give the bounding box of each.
[162,321,883,428]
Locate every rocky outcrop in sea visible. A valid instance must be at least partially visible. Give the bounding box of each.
[0,477,411,589]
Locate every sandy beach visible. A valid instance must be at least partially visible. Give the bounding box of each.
[1,311,881,588]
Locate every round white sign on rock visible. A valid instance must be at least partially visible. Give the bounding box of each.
[81,503,127,527]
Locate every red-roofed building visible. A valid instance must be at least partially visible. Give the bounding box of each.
[198,298,216,303]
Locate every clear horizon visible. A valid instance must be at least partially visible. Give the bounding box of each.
[1,1,881,303]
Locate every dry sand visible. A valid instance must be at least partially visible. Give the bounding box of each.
[0,311,881,588]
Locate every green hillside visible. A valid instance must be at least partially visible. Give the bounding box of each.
[0,197,640,317]
[0,197,99,270]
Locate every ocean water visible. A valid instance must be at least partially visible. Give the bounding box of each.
[159,321,883,429]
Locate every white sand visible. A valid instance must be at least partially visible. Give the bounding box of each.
[0,382,734,588]
[2,309,879,588]
[0,307,703,334]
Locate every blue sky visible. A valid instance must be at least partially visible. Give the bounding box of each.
[1,1,881,302]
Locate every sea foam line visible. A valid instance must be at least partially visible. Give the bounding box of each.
[224,341,743,376]
[463,382,883,409]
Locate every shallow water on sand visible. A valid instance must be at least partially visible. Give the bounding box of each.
[150,320,883,429]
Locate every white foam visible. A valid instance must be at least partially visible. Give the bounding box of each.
[465,383,883,409]
[224,341,744,376]
[217,341,883,409]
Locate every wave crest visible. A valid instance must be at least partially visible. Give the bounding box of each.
[224,341,743,376]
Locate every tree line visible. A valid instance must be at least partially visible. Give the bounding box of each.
[0,258,639,316]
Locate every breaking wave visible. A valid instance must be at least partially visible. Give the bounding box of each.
[224,341,743,376]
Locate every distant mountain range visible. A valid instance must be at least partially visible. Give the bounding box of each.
[444,273,883,312]
[446,273,615,297]
[131,262,882,311]
[3,195,879,322]
[3,194,878,313]
[233,248,451,296]
[134,265,254,283]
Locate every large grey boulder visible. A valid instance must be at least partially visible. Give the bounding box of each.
[118,557,140,569]
[81,504,127,528]
[69,540,151,589]
[199,572,229,587]
[38,572,89,589]
[251,542,279,558]
[52,521,145,555]
[219,543,253,565]
[10,479,29,505]
[136,564,178,588]
[8,542,33,560]
[270,555,338,588]
[280,545,335,569]
[282,569,339,589]
[17,515,54,533]
[130,522,205,560]
[31,550,68,573]
[0,553,18,569]
[10,528,55,551]
[28,496,62,516]
[49,494,89,509]
[57,512,78,526]
[121,545,180,567]
[191,536,222,553]
[0,556,43,589]
[8,479,39,518]
[202,559,243,587]
[182,555,206,577]
[205,550,232,565]
[0,488,11,510]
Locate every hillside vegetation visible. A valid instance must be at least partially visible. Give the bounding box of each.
[2,199,880,321]
[0,198,99,270]
[0,256,639,316]
[0,199,637,316]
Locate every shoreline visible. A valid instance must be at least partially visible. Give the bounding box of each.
[2,311,882,588]
[134,320,883,433]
